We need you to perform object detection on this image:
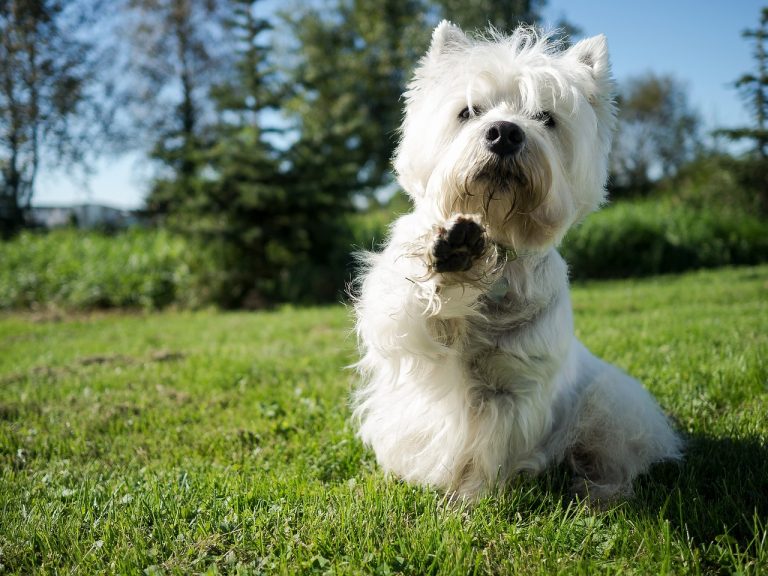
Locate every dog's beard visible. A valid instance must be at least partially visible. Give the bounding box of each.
[471,155,548,218]
[443,139,556,249]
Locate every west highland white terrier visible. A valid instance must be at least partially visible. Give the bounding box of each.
[353,21,682,502]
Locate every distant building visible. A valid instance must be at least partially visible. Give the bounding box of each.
[29,204,141,230]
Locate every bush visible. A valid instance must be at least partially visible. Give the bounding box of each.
[662,154,767,215]
[561,199,768,279]
[0,228,217,310]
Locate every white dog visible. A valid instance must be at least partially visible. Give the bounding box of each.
[352,22,682,502]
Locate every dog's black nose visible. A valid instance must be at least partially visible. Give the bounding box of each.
[485,121,525,156]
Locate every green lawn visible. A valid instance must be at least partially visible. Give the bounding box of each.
[1,266,766,574]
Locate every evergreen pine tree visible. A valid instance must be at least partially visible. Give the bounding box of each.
[718,7,768,213]
[197,0,352,305]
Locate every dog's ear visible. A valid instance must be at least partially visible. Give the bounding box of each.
[566,34,611,84]
[428,20,470,60]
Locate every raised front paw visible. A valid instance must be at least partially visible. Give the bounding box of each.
[430,215,487,273]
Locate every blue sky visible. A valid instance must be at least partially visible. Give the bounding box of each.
[34,0,765,209]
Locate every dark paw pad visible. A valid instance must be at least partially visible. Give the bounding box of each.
[432,217,486,273]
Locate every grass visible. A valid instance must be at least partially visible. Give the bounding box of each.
[1,265,766,574]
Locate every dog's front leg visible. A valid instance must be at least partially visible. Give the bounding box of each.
[354,209,498,492]
[356,210,496,357]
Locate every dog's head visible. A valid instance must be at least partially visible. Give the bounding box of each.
[395,21,617,250]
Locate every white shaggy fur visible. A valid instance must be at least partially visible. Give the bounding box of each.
[353,22,682,501]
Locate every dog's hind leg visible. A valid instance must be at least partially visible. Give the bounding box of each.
[564,344,683,503]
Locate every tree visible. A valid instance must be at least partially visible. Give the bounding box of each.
[720,7,768,159]
[281,0,431,206]
[149,0,343,305]
[434,0,546,32]
[609,73,700,196]
[0,1,107,236]
[713,7,768,214]
[122,0,231,213]
[185,0,296,305]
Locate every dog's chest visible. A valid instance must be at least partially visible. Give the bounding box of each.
[462,295,564,396]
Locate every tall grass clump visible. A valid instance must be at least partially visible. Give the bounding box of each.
[0,228,217,310]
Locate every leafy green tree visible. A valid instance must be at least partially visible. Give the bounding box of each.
[256,0,559,303]
[0,0,107,236]
[610,73,701,196]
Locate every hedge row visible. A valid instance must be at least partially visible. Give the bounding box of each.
[560,200,768,279]
[1,200,766,310]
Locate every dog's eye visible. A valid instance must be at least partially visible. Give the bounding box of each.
[534,111,556,129]
[458,106,481,122]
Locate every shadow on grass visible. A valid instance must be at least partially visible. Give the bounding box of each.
[492,432,768,553]
[631,433,768,545]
